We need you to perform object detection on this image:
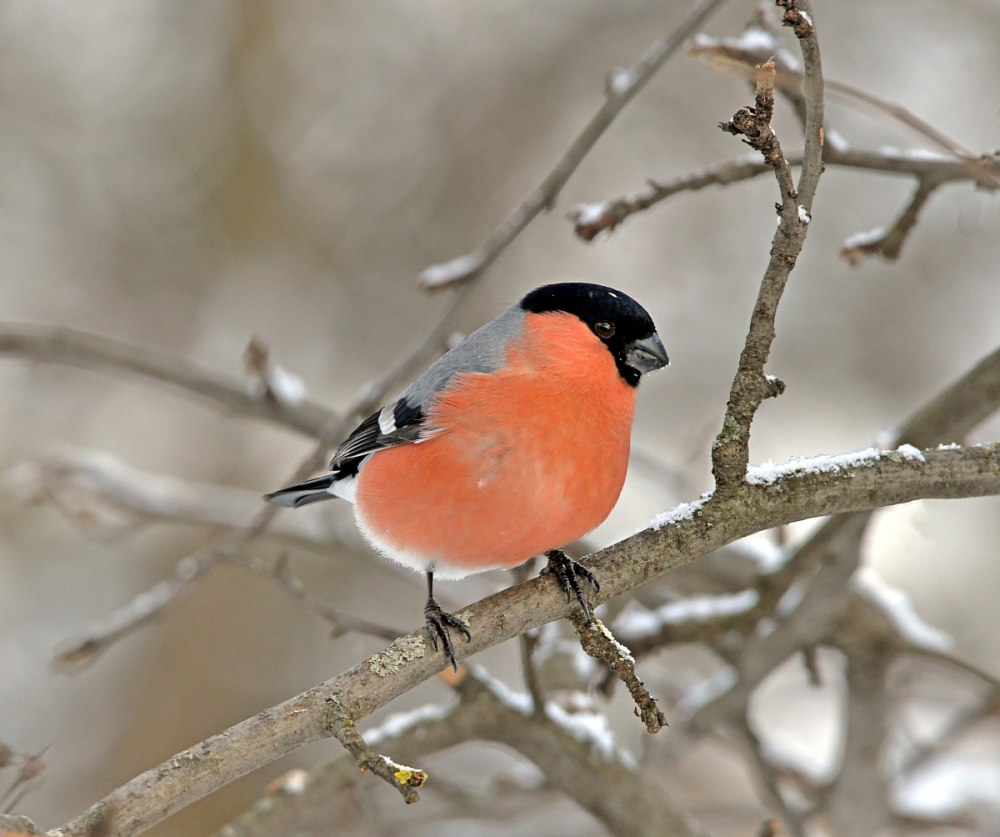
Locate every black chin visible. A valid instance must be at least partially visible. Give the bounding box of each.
[617,361,642,388]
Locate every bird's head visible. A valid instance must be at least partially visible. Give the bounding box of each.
[520,282,668,387]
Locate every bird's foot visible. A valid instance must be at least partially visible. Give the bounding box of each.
[424,597,471,672]
[541,549,600,623]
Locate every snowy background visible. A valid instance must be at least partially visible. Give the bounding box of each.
[1,2,998,834]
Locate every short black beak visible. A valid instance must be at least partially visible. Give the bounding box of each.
[626,333,669,374]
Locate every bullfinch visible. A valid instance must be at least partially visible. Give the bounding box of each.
[266,282,668,670]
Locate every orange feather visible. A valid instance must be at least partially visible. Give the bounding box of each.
[355,312,636,574]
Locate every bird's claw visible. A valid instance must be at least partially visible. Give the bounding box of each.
[541,549,600,623]
[424,597,471,672]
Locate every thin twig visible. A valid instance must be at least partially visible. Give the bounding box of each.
[1,746,47,815]
[895,643,1000,778]
[568,614,667,734]
[898,684,1000,777]
[687,11,994,186]
[0,324,336,438]
[418,0,729,291]
[48,277,481,666]
[787,0,824,210]
[54,552,218,668]
[569,147,1000,241]
[243,553,404,642]
[840,177,939,265]
[510,563,547,715]
[323,695,423,804]
[710,0,824,493]
[903,645,1000,692]
[3,447,356,554]
[517,631,546,716]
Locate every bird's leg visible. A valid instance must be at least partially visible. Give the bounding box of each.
[423,570,471,672]
[540,549,600,624]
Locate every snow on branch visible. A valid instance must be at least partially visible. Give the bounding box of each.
[49,439,1000,836]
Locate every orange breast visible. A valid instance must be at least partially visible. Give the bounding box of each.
[354,313,637,574]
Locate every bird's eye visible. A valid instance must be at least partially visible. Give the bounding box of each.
[594,321,615,339]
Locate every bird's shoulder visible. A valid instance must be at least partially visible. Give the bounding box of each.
[331,304,525,475]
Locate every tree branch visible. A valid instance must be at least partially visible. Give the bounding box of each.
[417,0,729,291]
[12,449,402,666]
[786,0,824,210]
[687,9,992,178]
[711,1,824,492]
[39,266,491,666]
[737,715,808,837]
[568,614,666,733]
[572,4,998,263]
[53,551,219,668]
[840,176,939,265]
[619,325,998,659]
[890,345,1000,446]
[0,324,337,438]
[50,442,1000,836]
[3,447,355,554]
[668,343,1000,768]
[826,622,894,834]
[221,667,707,837]
[569,146,1000,242]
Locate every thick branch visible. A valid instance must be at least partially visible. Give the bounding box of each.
[826,620,895,834]
[677,344,1000,735]
[221,669,706,837]
[891,345,1000,446]
[51,443,1000,836]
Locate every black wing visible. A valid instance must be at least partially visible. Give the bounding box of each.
[330,398,428,478]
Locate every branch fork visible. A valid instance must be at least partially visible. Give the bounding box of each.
[324,696,423,804]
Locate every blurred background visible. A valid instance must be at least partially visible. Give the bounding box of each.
[1,1,998,834]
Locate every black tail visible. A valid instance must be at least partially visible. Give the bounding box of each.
[264,474,337,508]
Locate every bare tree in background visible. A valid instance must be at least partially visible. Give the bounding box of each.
[2,2,999,836]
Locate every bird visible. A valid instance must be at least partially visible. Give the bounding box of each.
[265,282,668,671]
